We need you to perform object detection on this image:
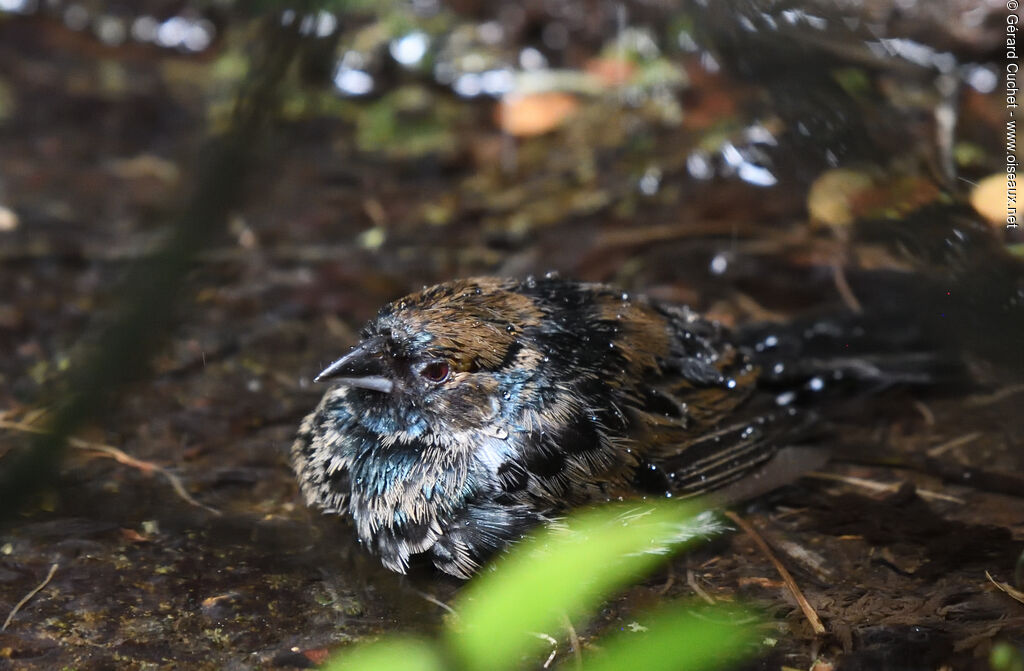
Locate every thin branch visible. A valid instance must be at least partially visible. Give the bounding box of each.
[533,632,558,669]
[985,571,1024,607]
[912,400,935,426]
[0,418,220,515]
[2,563,58,630]
[686,568,716,605]
[832,262,863,313]
[927,432,983,458]
[410,588,457,618]
[724,510,826,636]
[561,613,583,670]
[806,471,964,504]
[967,384,1024,407]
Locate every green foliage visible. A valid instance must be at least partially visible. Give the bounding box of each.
[324,502,755,671]
[355,87,459,159]
[327,637,445,671]
[991,642,1024,671]
[582,606,754,671]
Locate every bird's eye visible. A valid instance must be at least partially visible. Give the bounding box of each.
[419,361,450,383]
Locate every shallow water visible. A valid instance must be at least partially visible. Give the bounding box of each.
[0,1,1020,669]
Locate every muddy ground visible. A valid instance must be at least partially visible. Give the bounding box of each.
[0,2,1021,670]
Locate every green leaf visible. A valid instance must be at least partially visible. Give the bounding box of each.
[991,642,1024,671]
[323,636,445,671]
[582,605,757,671]
[447,502,724,671]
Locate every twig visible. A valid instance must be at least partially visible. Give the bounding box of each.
[533,632,558,669]
[561,613,583,670]
[926,432,983,458]
[967,384,1024,407]
[985,571,1024,606]
[832,262,862,313]
[410,588,458,618]
[362,198,388,227]
[912,400,935,426]
[657,565,676,595]
[805,471,965,504]
[724,510,826,636]
[686,569,716,605]
[0,418,221,516]
[2,563,58,630]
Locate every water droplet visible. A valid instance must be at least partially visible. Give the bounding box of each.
[709,253,729,276]
[638,167,661,195]
[525,275,537,288]
[608,341,615,349]
[474,286,482,295]
[687,150,714,180]
[333,65,374,96]
[739,160,777,188]
[519,46,547,70]
[506,324,516,333]
[389,31,429,67]
[773,362,785,375]
[808,377,825,392]
[726,378,737,389]
[620,292,630,301]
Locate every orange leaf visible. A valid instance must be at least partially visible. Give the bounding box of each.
[496,93,579,137]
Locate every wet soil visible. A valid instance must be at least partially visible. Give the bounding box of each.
[0,2,1021,670]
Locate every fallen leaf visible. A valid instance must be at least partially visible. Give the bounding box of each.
[807,168,876,228]
[970,173,1009,227]
[496,93,579,137]
[585,58,636,87]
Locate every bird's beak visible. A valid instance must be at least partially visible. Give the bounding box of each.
[314,337,394,393]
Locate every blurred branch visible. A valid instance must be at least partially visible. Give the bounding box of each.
[0,10,311,523]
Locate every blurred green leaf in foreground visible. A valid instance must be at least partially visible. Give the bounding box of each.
[327,502,756,671]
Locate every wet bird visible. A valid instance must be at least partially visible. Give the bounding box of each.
[292,275,949,577]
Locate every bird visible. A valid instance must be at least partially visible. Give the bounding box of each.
[291,274,951,578]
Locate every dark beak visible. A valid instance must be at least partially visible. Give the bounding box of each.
[314,337,394,393]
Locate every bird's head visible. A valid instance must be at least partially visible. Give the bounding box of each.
[315,278,547,437]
